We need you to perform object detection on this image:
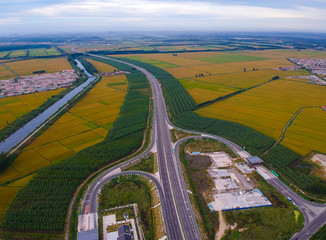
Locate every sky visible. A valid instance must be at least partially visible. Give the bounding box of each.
[1,0,326,35]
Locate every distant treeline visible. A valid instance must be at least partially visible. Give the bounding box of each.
[88,45,285,56]
[0,44,52,52]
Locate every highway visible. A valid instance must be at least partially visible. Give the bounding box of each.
[77,54,201,240]
[75,53,326,240]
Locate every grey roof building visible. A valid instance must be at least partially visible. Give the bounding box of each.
[247,156,263,165]
[117,225,133,240]
[77,229,98,240]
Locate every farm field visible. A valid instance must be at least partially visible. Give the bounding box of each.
[196,79,326,154]
[45,47,61,55]
[3,57,72,76]
[0,64,15,80]
[121,49,326,156]
[28,48,47,57]
[0,88,65,130]
[0,74,127,185]
[0,52,10,58]
[120,50,311,103]
[281,108,326,156]
[86,58,117,72]
[9,50,26,58]
[0,173,36,221]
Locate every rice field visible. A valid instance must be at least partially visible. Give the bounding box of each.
[0,73,127,185]
[3,57,71,76]
[28,48,47,57]
[196,79,326,154]
[0,89,65,130]
[45,47,61,55]
[120,50,307,102]
[9,50,27,58]
[179,78,239,104]
[0,173,36,222]
[0,64,15,80]
[0,51,10,58]
[120,50,326,155]
[0,186,20,222]
[86,58,118,72]
[281,108,326,156]
[190,69,310,89]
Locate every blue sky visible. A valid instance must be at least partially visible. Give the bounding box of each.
[1,0,326,35]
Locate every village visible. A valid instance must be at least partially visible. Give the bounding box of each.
[274,58,326,86]
[289,58,326,77]
[0,69,78,98]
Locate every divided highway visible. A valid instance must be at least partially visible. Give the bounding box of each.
[77,54,200,240]
[75,53,326,240]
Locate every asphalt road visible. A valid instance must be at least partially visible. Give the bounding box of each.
[78,54,201,239]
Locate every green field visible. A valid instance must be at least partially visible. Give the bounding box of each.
[9,50,27,58]
[28,48,47,57]
[99,181,153,239]
[197,54,268,64]
[44,47,61,55]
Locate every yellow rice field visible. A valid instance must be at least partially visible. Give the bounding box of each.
[197,79,326,154]
[87,59,118,72]
[3,57,71,76]
[0,186,20,222]
[121,49,326,156]
[121,49,310,103]
[282,108,326,156]
[0,64,15,80]
[0,74,127,185]
[0,89,65,130]
[191,69,310,89]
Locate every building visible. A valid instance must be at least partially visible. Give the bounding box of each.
[247,156,263,165]
[117,225,133,240]
[77,229,98,240]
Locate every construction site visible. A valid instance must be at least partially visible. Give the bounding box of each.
[189,151,272,212]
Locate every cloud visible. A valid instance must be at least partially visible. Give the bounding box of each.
[27,0,326,20]
[0,18,21,25]
[1,0,326,34]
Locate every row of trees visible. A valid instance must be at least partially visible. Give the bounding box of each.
[1,58,151,231]
[114,57,196,116]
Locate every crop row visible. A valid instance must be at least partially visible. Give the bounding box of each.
[113,57,196,116]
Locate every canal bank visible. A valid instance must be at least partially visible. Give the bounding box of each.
[0,60,97,153]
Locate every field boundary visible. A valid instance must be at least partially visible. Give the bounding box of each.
[262,106,323,155]
[195,75,280,109]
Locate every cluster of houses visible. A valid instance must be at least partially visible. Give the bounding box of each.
[0,69,78,98]
[289,58,326,77]
[287,74,326,85]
